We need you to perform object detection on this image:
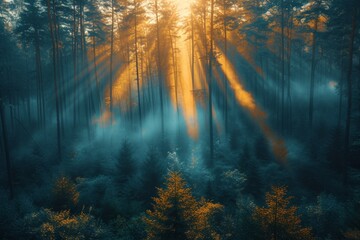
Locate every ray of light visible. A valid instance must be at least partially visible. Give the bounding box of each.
[175,29,199,139]
[217,47,287,162]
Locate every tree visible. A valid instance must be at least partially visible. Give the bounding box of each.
[52,176,80,211]
[144,171,223,239]
[115,140,136,185]
[300,0,329,129]
[46,0,62,161]
[208,0,215,165]
[0,98,13,199]
[139,148,165,203]
[325,0,360,182]
[16,0,48,126]
[253,186,314,240]
[154,0,165,142]
[238,144,262,198]
[215,0,237,134]
[24,208,111,239]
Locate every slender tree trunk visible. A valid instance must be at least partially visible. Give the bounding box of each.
[191,12,195,92]
[344,9,357,185]
[338,60,344,126]
[110,0,114,123]
[140,36,146,116]
[81,2,91,139]
[73,0,78,127]
[287,14,293,134]
[280,0,285,132]
[208,0,215,164]
[309,17,318,129]
[169,30,179,119]
[127,43,133,124]
[134,3,142,132]
[35,29,44,127]
[0,98,13,199]
[92,22,100,110]
[46,0,62,162]
[52,0,64,135]
[223,0,228,134]
[155,0,164,142]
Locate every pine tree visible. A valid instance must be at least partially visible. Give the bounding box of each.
[144,171,222,240]
[52,177,79,211]
[253,186,314,240]
[140,148,165,203]
[116,140,136,185]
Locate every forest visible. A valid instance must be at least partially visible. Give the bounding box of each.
[0,0,360,239]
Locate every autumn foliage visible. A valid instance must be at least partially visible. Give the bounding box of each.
[52,177,79,211]
[144,171,223,240]
[24,208,109,239]
[253,186,314,240]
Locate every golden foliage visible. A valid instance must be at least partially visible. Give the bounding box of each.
[53,177,80,210]
[38,209,93,240]
[24,207,110,240]
[144,171,223,240]
[253,186,314,240]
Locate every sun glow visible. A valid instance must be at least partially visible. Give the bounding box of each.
[173,0,193,18]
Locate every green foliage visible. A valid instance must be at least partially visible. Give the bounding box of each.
[326,127,344,172]
[255,135,274,162]
[110,215,146,240]
[238,144,262,198]
[306,193,346,238]
[140,148,165,203]
[116,140,137,185]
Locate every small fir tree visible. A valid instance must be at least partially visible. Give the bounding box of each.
[144,171,222,240]
[52,177,79,211]
[253,186,314,240]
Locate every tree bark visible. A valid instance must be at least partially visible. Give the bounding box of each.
[208,0,215,164]
[134,5,142,132]
[344,9,357,185]
[155,0,164,143]
[46,0,62,162]
[309,16,318,129]
[0,98,13,199]
[109,0,114,124]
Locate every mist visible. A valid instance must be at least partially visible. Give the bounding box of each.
[1,0,359,239]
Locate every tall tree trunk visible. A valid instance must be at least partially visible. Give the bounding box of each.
[109,0,114,124]
[127,43,133,124]
[191,12,195,92]
[0,98,13,199]
[287,14,293,134]
[344,9,357,185]
[338,59,344,127]
[280,0,285,132]
[169,30,179,120]
[92,22,100,110]
[223,0,228,134]
[80,1,91,139]
[73,0,78,127]
[35,29,44,127]
[52,0,64,135]
[309,17,318,129]
[155,0,164,142]
[46,0,62,162]
[208,0,215,165]
[134,2,142,132]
